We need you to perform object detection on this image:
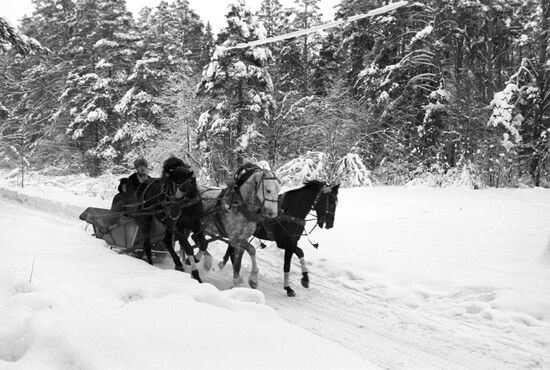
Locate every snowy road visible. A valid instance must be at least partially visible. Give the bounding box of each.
[2,184,550,369]
[179,242,549,370]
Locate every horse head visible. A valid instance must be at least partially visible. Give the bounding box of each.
[236,163,280,220]
[161,157,197,218]
[314,184,339,229]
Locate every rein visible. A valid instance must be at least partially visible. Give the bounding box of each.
[257,184,335,248]
[159,176,200,222]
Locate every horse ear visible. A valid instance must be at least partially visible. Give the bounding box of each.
[332,184,340,194]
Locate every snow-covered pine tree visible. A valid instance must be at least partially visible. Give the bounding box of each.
[60,0,141,174]
[335,152,373,187]
[276,151,330,188]
[0,16,43,55]
[0,15,44,119]
[335,0,379,90]
[138,0,207,74]
[292,0,323,94]
[488,0,550,186]
[120,0,212,166]
[0,9,63,180]
[197,0,274,183]
[256,0,295,92]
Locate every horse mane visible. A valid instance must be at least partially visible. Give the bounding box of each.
[162,157,191,178]
[285,179,326,195]
[234,163,261,187]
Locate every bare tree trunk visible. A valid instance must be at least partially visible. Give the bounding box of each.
[531,0,550,186]
[236,80,244,167]
[302,2,310,94]
[455,36,464,84]
[20,144,25,188]
[484,0,495,100]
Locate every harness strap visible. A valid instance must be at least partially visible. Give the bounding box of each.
[274,214,306,227]
[214,189,229,238]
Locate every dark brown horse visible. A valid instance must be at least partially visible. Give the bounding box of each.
[135,157,207,282]
[221,180,339,296]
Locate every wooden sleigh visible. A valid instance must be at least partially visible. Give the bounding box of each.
[79,207,165,254]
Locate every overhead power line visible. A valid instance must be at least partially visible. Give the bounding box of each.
[220,1,409,51]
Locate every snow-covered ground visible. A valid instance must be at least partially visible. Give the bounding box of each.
[1,171,550,369]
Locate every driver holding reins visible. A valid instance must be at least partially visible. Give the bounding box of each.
[127,158,151,195]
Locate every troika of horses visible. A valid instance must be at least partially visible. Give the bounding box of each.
[79,157,340,297]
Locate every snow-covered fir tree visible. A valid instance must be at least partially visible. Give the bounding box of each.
[60,0,142,173]
[197,0,274,183]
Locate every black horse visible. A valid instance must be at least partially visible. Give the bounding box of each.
[135,157,207,282]
[220,180,339,296]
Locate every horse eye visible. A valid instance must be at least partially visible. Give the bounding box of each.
[266,190,271,194]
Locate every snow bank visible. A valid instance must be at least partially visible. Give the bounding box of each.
[2,169,550,368]
[313,186,550,323]
[0,172,373,369]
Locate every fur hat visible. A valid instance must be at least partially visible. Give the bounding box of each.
[134,158,148,169]
[118,178,129,192]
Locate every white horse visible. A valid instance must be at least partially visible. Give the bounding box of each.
[200,163,280,288]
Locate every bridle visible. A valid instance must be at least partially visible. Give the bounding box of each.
[255,169,280,208]
[307,185,337,231]
[253,183,338,249]
[238,168,280,220]
[161,171,200,222]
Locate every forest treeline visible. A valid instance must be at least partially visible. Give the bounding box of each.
[1,0,549,187]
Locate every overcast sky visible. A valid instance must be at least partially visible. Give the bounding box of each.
[2,0,339,33]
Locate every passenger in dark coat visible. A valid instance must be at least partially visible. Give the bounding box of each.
[111,178,134,213]
[127,158,151,195]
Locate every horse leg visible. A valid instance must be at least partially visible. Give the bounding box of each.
[163,229,183,271]
[191,229,212,271]
[179,237,202,283]
[294,245,309,288]
[240,241,259,289]
[230,245,245,286]
[140,219,154,265]
[282,241,295,297]
[219,245,234,270]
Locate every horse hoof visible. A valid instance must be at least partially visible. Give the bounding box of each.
[191,270,202,283]
[175,265,184,272]
[301,272,309,288]
[233,276,244,286]
[218,261,226,270]
[203,255,213,271]
[285,287,296,297]
[248,272,258,289]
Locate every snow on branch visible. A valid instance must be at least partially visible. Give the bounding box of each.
[409,24,433,45]
[94,39,119,48]
[276,152,330,188]
[115,87,136,114]
[488,83,523,148]
[220,1,408,50]
[335,153,373,187]
[276,152,373,188]
[0,16,45,55]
